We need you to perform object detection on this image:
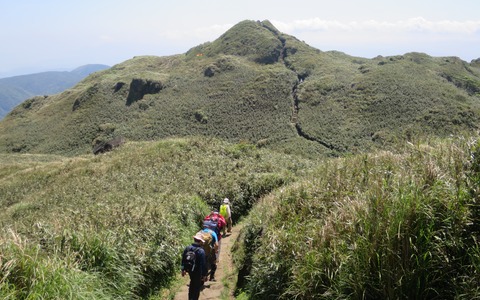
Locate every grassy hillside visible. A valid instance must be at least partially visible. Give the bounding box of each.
[1,134,479,299]
[294,53,480,152]
[0,54,306,156]
[0,20,478,157]
[0,137,312,299]
[0,64,109,119]
[234,135,480,299]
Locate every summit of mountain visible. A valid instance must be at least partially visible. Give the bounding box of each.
[187,20,286,64]
[0,20,479,157]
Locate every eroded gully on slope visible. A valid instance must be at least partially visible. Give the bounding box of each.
[263,24,338,152]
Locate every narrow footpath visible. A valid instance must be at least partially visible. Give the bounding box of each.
[174,225,241,300]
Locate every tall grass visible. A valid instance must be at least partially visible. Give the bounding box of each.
[0,137,311,298]
[0,230,111,299]
[234,136,480,299]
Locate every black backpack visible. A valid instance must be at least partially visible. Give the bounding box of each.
[184,246,199,272]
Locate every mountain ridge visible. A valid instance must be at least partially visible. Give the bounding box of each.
[0,20,479,157]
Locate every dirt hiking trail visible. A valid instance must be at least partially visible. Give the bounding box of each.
[174,225,240,300]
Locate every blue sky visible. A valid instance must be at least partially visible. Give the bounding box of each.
[1,0,479,77]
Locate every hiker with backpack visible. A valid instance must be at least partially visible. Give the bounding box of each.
[199,226,219,281]
[219,198,232,236]
[181,232,208,300]
[204,211,226,241]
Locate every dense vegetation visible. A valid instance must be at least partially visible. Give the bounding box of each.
[0,137,311,299]
[1,135,479,299]
[0,64,110,119]
[234,136,480,299]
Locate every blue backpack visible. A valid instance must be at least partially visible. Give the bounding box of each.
[203,219,220,236]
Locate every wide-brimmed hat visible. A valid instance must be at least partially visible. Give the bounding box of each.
[223,198,229,203]
[193,232,205,243]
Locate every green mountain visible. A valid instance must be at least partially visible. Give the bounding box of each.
[0,64,110,119]
[0,20,479,157]
[1,19,480,300]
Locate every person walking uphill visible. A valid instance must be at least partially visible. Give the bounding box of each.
[181,233,208,300]
[200,226,219,281]
[204,211,226,241]
[219,198,232,236]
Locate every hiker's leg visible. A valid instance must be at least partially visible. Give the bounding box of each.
[227,217,232,233]
[216,240,221,262]
[206,252,215,278]
[188,274,202,300]
[210,263,217,281]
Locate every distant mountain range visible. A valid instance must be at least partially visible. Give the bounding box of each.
[0,64,110,119]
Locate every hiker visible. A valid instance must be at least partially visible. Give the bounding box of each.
[219,198,232,236]
[204,211,226,241]
[181,232,208,300]
[200,226,219,281]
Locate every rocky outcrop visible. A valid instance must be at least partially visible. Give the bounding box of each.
[92,136,125,155]
[126,79,163,106]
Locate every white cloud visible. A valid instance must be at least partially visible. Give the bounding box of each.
[272,17,480,34]
[265,17,480,60]
[148,17,479,61]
